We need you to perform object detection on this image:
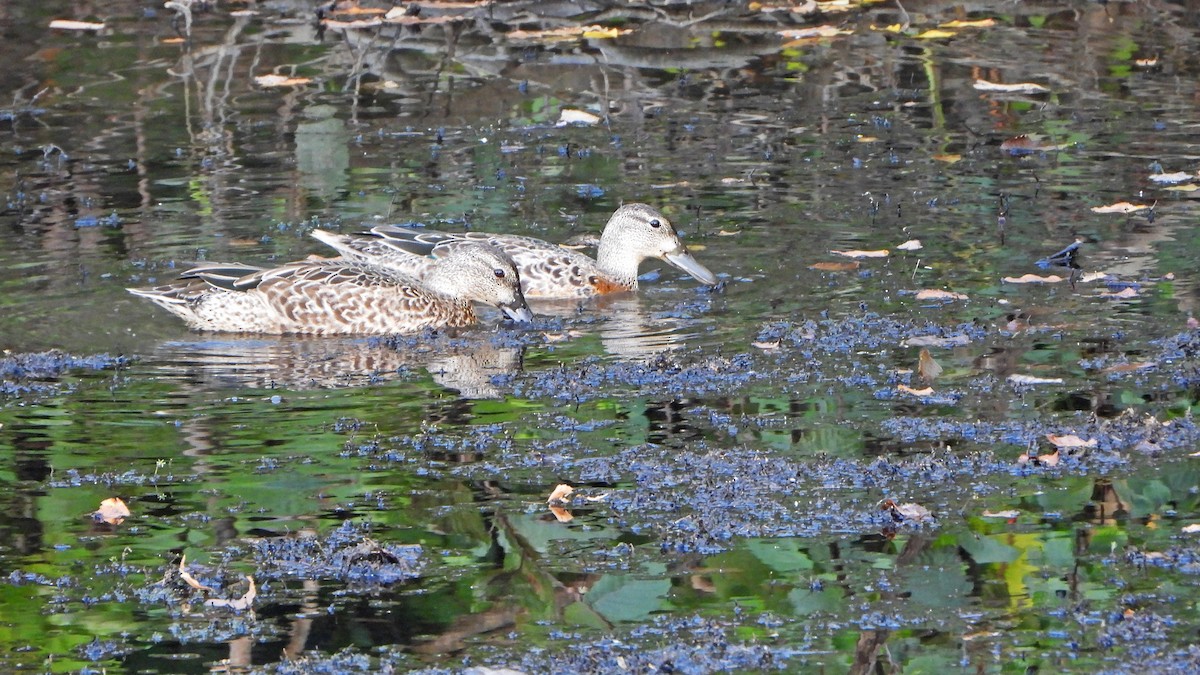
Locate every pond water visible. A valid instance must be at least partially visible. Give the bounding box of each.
[3,0,1200,672]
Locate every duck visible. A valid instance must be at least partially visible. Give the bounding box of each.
[310,203,717,300]
[127,243,533,335]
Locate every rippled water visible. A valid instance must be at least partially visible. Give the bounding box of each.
[3,0,1200,672]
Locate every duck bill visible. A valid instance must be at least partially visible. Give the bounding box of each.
[500,300,534,323]
[664,248,717,286]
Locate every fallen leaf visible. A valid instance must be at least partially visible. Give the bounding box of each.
[254,74,312,88]
[1008,374,1064,385]
[1016,450,1060,467]
[982,510,1021,519]
[94,497,131,525]
[178,554,215,592]
[548,505,574,523]
[895,239,922,251]
[1149,171,1193,184]
[557,109,602,126]
[752,340,781,350]
[1002,274,1064,284]
[49,19,106,31]
[1183,524,1200,534]
[547,484,574,504]
[334,6,388,15]
[830,249,888,258]
[508,25,630,41]
[915,29,956,39]
[382,11,465,25]
[857,135,879,143]
[880,499,933,522]
[915,289,968,301]
[809,261,860,271]
[939,18,996,28]
[1101,287,1139,299]
[974,79,1050,94]
[903,334,972,348]
[1046,434,1097,449]
[932,153,961,163]
[917,348,943,381]
[322,17,383,29]
[1078,271,1111,283]
[1091,202,1150,214]
[1101,361,1156,374]
[1135,57,1158,67]
[204,576,256,611]
[777,25,851,40]
[1164,183,1199,192]
[717,229,742,236]
[897,384,934,396]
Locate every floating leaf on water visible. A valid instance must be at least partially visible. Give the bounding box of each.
[1101,287,1139,299]
[254,74,313,88]
[548,505,573,523]
[896,239,922,251]
[1046,434,1097,449]
[1135,57,1159,67]
[903,334,972,348]
[752,340,781,350]
[1164,183,1198,192]
[1148,171,1193,184]
[830,249,888,258]
[939,18,997,28]
[974,79,1050,94]
[1091,202,1150,214]
[1078,271,1111,283]
[49,19,106,31]
[547,484,574,504]
[917,348,943,381]
[1002,274,1064,284]
[94,497,130,525]
[982,510,1021,519]
[508,25,629,41]
[1008,374,1064,385]
[178,554,214,592]
[897,384,934,396]
[932,154,961,163]
[880,499,933,522]
[556,109,602,127]
[717,229,743,236]
[915,29,957,39]
[322,18,383,29]
[777,25,852,40]
[915,289,968,301]
[1182,524,1200,534]
[204,576,256,611]
[809,261,860,271]
[1017,449,1060,467]
[1101,361,1156,374]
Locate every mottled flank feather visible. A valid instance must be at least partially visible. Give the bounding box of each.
[310,203,717,300]
[128,244,533,335]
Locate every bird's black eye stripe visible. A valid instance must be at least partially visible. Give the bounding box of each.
[494,269,506,278]
[649,218,662,228]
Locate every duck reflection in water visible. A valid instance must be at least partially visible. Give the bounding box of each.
[151,335,524,400]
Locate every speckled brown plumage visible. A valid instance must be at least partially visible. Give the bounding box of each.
[128,244,533,335]
[310,203,717,300]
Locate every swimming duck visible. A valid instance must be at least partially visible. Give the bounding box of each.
[310,203,717,299]
[127,244,533,335]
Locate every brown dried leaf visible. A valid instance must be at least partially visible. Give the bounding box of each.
[974,79,1050,94]
[508,25,629,41]
[1091,202,1150,214]
[254,74,313,88]
[932,153,961,163]
[204,576,256,611]
[1101,361,1156,374]
[179,554,215,592]
[915,289,968,301]
[94,497,131,525]
[548,505,574,523]
[547,484,574,504]
[917,348,943,381]
[830,249,889,259]
[1002,274,1064,284]
[809,261,860,271]
[1038,449,1061,467]
[897,384,934,396]
[1101,287,1139,299]
[1046,434,1097,449]
[880,499,932,522]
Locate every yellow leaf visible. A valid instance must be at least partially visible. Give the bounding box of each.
[939,18,996,28]
[915,289,968,301]
[1090,202,1149,214]
[933,153,961,163]
[916,29,957,39]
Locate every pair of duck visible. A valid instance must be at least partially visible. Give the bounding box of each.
[129,204,717,335]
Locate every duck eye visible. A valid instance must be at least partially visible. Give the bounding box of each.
[493,268,506,279]
[649,219,662,228]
